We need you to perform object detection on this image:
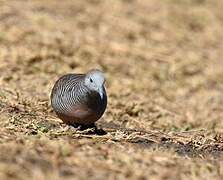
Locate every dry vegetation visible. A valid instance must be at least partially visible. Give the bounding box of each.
[0,0,223,179]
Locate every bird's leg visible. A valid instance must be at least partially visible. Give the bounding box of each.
[70,123,81,128]
[64,123,107,135]
[78,123,96,131]
[62,122,82,132]
[90,123,107,135]
[78,123,107,135]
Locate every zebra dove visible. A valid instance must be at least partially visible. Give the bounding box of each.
[51,69,107,130]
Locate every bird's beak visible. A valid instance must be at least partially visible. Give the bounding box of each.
[98,87,104,99]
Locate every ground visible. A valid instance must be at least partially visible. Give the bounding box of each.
[0,0,223,179]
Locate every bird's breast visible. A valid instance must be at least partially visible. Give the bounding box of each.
[85,89,107,115]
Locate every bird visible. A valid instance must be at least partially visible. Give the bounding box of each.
[50,69,107,131]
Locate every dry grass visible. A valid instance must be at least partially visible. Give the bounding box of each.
[0,0,223,179]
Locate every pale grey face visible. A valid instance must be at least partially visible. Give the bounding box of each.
[84,70,105,98]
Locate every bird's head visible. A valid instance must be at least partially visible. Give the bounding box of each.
[84,69,106,99]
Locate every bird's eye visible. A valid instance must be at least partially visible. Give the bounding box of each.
[90,78,93,83]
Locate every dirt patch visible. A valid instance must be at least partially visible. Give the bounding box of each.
[0,0,223,179]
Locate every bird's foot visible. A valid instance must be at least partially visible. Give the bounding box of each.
[94,127,107,136]
[84,124,107,135]
[76,123,96,131]
[74,123,107,135]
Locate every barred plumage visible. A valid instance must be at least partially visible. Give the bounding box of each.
[51,70,107,126]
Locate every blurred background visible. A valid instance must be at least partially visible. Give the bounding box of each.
[0,0,223,179]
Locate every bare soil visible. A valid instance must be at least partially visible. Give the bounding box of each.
[0,0,223,179]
